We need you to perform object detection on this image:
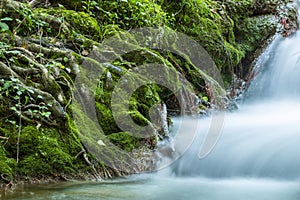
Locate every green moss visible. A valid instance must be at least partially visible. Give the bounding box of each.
[131,85,161,117]
[128,110,149,127]
[237,15,277,53]
[236,14,277,76]
[108,132,141,152]
[34,8,100,40]
[0,148,15,180]
[162,0,245,81]
[0,125,80,177]
[95,102,120,135]
[221,0,254,22]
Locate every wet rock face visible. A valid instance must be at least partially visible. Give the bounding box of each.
[226,0,298,100]
[235,0,298,79]
[277,2,299,37]
[253,0,281,15]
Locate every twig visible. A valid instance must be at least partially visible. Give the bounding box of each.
[83,153,103,181]
[75,148,103,180]
[13,18,26,35]
[16,99,21,164]
[75,149,85,158]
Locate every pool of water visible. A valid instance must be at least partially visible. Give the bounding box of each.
[3,175,300,200]
[2,175,300,200]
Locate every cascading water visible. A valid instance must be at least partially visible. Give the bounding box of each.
[171,16,300,180]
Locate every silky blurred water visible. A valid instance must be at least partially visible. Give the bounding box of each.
[3,175,300,200]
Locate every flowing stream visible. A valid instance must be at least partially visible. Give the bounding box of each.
[4,9,300,200]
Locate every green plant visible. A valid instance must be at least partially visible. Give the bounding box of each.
[0,77,53,126]
[82,0,100,17]
[0,17,12,32]
[13,6,50,36]
[0,42,11,60]
[97,0,168,29]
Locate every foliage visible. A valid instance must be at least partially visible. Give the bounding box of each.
[0,17,13,32]
[34,8,100,40]
[0,42,11,59]
[95,0,170,29]
[0,77,52,125]
[12,4,50,35]
[82,0,100,17]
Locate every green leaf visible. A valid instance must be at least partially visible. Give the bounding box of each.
[7,50,21,55]
[3,81,11,90]
[27,89,34,94]
[25,96,30,104]
[58,4,65,8]
[6,120,16,126]
[0,22,9,32]
[36,53,44,58]
[10,77,19,82]
[17,90,22,96]
[63,57,69,63]
[202,96,209,102]
[10,106,17,111]
[1,17,13,21]
[42,111,51,118]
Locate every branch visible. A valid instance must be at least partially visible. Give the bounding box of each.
[0,62,25,83]
[10,65,40,76]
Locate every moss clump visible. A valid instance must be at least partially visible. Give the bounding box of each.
[3,126,80,177]
[237,15,277,54]
[0,147,15,180]
[130,85,161,118]
[221,0,254,22]
[34,8,101,39]
[95,102,120,135]
[108,132,141,152]
[236,14,277,76]
[163,0,244,74]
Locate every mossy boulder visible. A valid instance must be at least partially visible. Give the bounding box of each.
[3,126,81,177]
[221,0,254,22]
[237,15,277,54]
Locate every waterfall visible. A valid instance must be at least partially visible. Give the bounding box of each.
[170,9,300,180]
[247,32,300,101]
